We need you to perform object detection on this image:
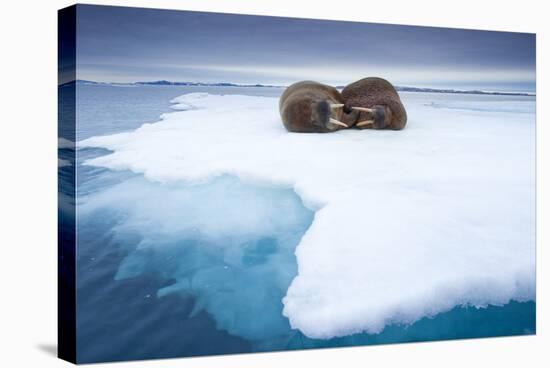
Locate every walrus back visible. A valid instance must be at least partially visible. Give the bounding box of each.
[279,81,343,113]
[341,77,400,107]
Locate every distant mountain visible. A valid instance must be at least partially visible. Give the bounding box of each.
[133,80,282,88]
[395,86,535,97]
[78,79,103,85]
[63,79,535,97]
[59,79,105,87]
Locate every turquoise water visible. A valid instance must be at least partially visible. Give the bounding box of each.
[60,83,535,363]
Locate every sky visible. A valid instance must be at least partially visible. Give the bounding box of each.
[74,4,536,92]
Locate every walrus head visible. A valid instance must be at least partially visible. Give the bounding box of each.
[351,105,392,129]
[311,100,348,130]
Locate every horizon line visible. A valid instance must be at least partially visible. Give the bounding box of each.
[59,79,537,96]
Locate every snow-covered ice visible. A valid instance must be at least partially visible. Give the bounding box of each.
[79,91,535,339]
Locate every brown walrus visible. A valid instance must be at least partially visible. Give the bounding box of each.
[342,77,407,130]
[279,81,356,133]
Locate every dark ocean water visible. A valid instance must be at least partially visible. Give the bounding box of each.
[58,83,535,363]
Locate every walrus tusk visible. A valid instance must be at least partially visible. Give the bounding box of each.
[356,120,375,127]
[330,103,345,109]
[329,118,348,127]
[351,107,375,113]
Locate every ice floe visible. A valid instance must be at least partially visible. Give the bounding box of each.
[79,91,535,339]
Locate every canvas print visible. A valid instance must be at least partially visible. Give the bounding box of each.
[58,4,536,364]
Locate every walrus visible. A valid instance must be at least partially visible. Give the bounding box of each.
[341,77,407,130]
[279,81,356,133]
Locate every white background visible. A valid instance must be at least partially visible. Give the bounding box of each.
[0,0,547,366]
